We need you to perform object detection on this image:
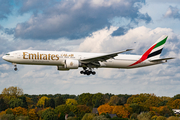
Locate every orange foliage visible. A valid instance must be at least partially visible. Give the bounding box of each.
[124,104,133,114]
[0,111,6,116]
[26,97,33,108]
[170,99,180,109]
[150,106,171,116]
[11,106,27,116]
[112,105,129,118]
[144,95,162,107]
[97,104,114,115]
[28,109,38,120]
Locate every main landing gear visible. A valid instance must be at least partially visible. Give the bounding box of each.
[80,67,96,75]
[14,64,18,71]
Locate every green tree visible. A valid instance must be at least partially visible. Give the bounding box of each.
[9,98,23,108]
[41,108,58,120]
[81,113,95,120]
[49,98,55,108]
[93,115,110,120]
[130,103,148,114]
[15,116,29,120]
[1,114,15,120]
[76,105,91,118]
[156,116,166,120]
[18,96,28,109]
[137,112,151,120]
[55,104,70,114]
[78,93,93,106]
[55,96,65,107]
[6,108,13,114]
[94,99,100,108]
[59,112,65,120]
[108,95,120,106]
[167,116,180,120]
[68,111,75,117]
[92,93,105,107]
[173,94,180,100]
[0,98,7,111]
[44,99,50,108]
[67,117,76,120]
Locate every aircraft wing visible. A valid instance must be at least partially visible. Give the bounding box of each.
[80,49,133,63]
[149,57,175,62]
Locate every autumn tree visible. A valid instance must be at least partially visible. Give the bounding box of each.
[28,109,38,120]
[108,95,120,106]
[144,95,162,107]
[97,104,113,115]
[76,105,91,118]
[37,96,49,108]
[112,105,129,118]
[2,86,23,103]
[11,106,27,116]
[66,99,78,106]
[170,99,180,109]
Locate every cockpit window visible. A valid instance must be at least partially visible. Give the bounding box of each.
[6,53,10,55]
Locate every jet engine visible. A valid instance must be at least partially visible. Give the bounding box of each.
[57,59,80,71]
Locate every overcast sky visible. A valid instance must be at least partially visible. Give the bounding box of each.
[0,0,180,97]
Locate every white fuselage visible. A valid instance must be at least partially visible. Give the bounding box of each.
[2,50,163,69]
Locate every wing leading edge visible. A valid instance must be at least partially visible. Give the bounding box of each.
[80,49,133,63]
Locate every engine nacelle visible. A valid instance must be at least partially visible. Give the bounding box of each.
[65,59,80,69]
[57,66,69,71]
[57,59,80,71]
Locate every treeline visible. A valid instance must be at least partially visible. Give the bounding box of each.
[0,86,180,120]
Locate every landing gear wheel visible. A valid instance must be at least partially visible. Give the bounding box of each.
[14,64,17,71]
[80,69,96,75]
[80,71,84,74]
[92,71,96,75]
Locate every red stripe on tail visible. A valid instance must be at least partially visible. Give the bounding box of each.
[129,44,156,66]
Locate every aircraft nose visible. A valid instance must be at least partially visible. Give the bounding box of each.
[2,55,6,60]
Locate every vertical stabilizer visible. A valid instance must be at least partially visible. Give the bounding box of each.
[130,35,168,66]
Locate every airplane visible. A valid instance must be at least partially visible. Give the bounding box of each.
[2,35,174,75]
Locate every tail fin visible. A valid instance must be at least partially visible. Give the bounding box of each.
[146,35,168,60]
[130,35,168,66]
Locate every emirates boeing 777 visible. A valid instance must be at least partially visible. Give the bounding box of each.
[2,35,174,75]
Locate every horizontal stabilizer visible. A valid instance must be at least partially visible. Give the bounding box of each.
[149,57,175,62]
